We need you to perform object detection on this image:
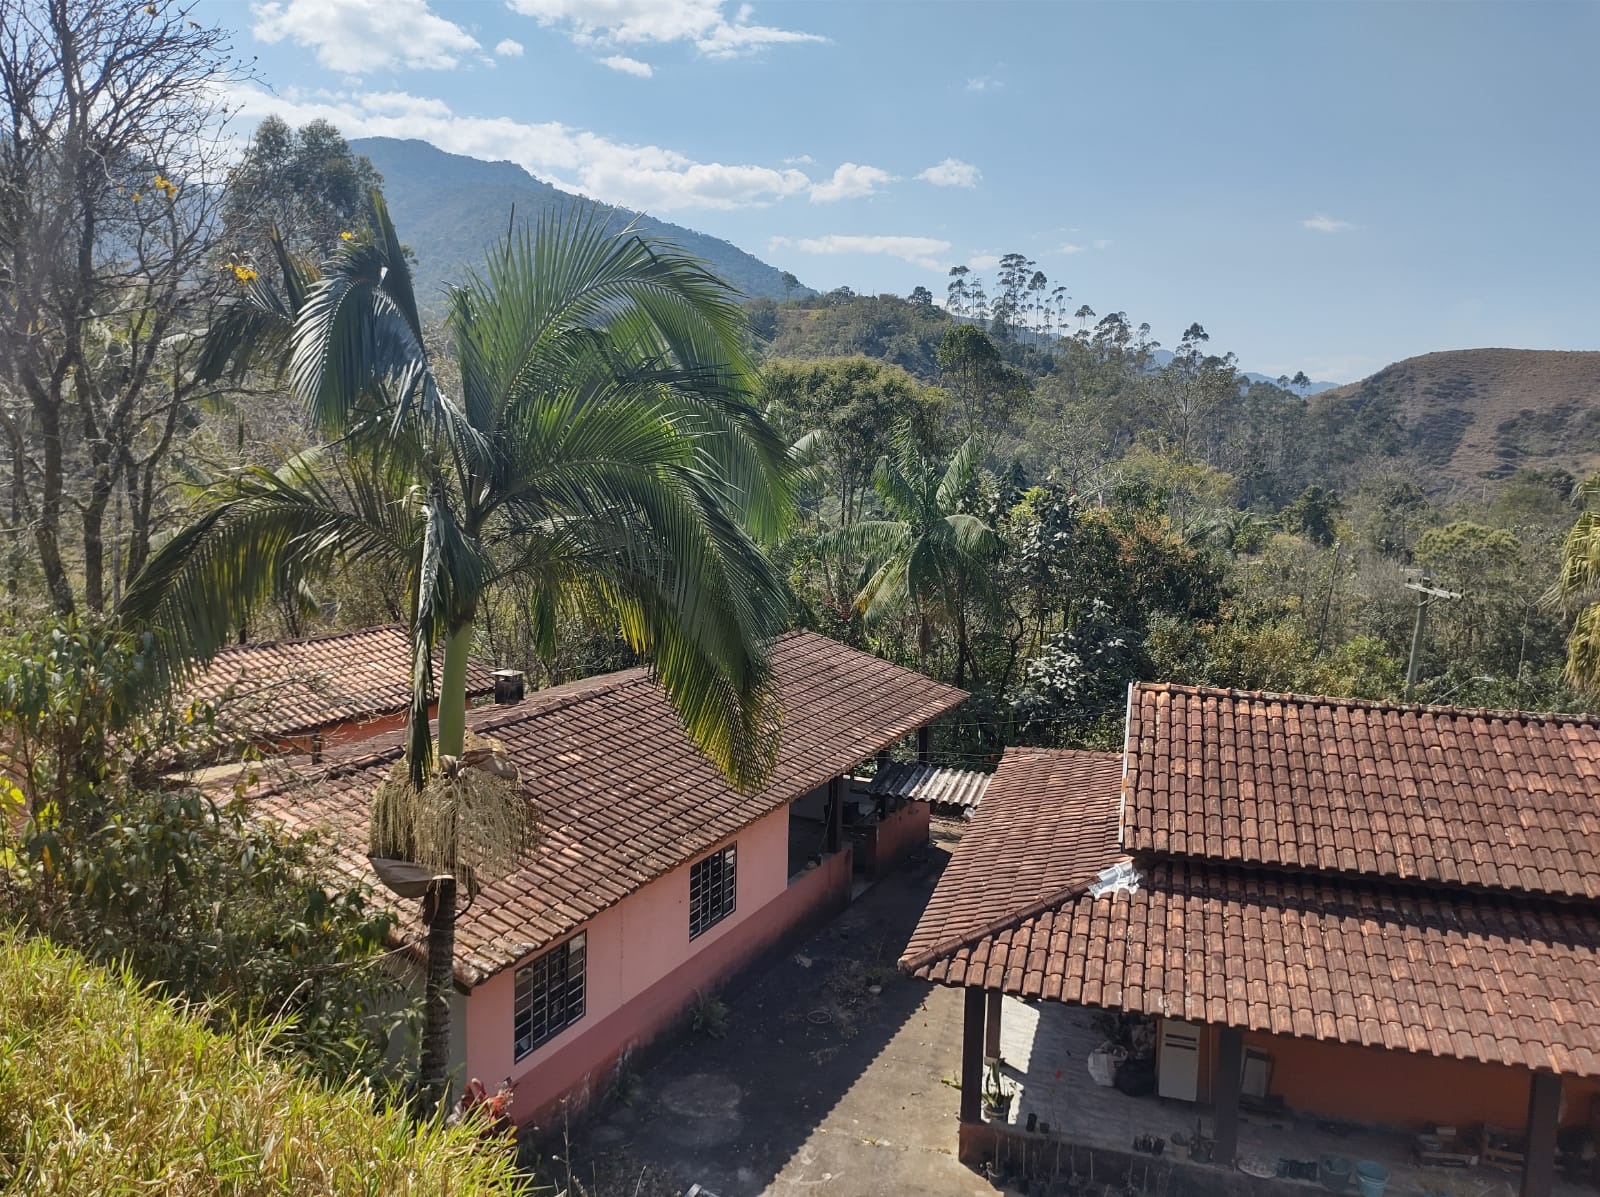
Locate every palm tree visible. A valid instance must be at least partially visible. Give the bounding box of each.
[1555,474,1600,690]
[833,431,997,686]
[125,198,792,1110]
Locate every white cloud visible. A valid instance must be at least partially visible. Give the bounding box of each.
[1055,243,1085,255]
[783,154,814,166]
[916,157,980,188]
[599,54,653,76]
[227,84,812,211]
[252,0,480,72]
[966,75,1003,92]
[495,38,525,57]
[508,0,825,58]
[967,252,1000,271]
[809,162,894,203]
[772,234,953,271]
[1303,213,1354,233]
[1092,238,1113,250]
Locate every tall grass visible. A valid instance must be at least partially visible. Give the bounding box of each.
[0,931,527,1196]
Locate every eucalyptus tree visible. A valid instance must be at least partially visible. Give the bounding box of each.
[126,198,793,1107]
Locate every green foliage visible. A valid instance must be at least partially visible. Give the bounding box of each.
[0,620,411,1085]
[223,116,385,262]
[0,932,524,1196]
[1280,485,1345,548]
[763,356,944,525]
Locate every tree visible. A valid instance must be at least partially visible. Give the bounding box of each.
[0,0,243,615]
[1281,485,1344,548]
[907,285,934,307]
[221,116,384,263]
[761,356,942,527]
[935,324,1027,450]
[780,270,800,300]
[1151,322,1239,459]
[834,431,997,685]
[125,199,793,1108]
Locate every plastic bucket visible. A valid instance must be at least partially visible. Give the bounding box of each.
[1354,1161,1389,1197]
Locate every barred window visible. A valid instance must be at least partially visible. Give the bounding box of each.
[513,933,586,1060]
[689,845,737,939]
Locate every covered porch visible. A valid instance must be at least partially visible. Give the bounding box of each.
[955,992,1598,1197]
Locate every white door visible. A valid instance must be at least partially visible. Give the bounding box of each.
[1157,1020,1201,1102]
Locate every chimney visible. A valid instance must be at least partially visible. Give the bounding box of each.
[492,669,526,706]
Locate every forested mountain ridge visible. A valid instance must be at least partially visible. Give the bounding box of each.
[352,137,810,312]
[1312,349,1600,492]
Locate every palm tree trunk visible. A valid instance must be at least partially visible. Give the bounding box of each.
[418,874,457,1117]
[436,621,474,759]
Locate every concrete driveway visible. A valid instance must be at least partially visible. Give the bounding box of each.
[571,837,999,1197]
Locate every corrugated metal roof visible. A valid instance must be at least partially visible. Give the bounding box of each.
[870,763,991,814]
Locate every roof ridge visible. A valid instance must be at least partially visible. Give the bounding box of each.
[213,623,404,656]
[1133,680,1600,727]
[468,667,653,733]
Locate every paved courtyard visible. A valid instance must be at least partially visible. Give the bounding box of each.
[568,832,1000,1197]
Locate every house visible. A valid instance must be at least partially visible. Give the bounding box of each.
[903,683,1600,1197]
[183,624,497,755]
[253,630,966,1125]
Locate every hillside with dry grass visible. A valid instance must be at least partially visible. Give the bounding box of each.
[1312,349,1600,491]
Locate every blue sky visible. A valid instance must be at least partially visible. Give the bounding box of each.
[210,0,1599,382]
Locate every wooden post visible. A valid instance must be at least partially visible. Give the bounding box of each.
[985,990,1004,1059]
[960,987,986,1123]
[1520,1070,1562,1197]
[917,726,931,763]
[1213,1026,1244,1168]
[826,776,842,855]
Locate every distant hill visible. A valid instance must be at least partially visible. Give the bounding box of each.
[1144,348,1338,395]
[1311,348,1600,488]
[352,138,810,313]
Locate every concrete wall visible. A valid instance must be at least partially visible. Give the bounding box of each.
[1187,1021,1600,1130]
[871,799,930,877]
[463,804,854,1126]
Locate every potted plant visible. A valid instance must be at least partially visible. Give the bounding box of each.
[982,1060,1015,1122]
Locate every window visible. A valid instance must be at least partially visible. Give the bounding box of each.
[513,933,586,1059]
[689,844,737,939]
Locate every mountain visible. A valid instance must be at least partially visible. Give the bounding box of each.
[1310,348,1600,488]
[351,138,809,312]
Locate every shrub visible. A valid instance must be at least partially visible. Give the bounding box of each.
[0,619,413,1085]
[0,932,526,1196]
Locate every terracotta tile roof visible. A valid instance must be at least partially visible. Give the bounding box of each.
[183,625,496,740]
[904,732,1600,1077]
[909,856,1600,1077]
[253,631,966,987]
[901,748,1125,970]
[1124,682,1600,900]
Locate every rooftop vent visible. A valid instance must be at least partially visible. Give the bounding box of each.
[492,669,526,705]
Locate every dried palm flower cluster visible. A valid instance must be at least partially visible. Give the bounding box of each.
[368,733,538,899]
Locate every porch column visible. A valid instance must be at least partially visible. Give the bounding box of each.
[960,987,985,1123]
[917,726,931,763]
[1212,1026,1244,1169]
[826,776,842,855]
[1520,1070,1561,1197]
[984,990,1004,1059]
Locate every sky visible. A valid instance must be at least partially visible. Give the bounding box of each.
[205,0,1600,383]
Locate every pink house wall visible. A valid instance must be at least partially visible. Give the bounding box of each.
[461,804,851,1125]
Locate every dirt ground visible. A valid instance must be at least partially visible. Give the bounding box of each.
[556,827,999,1197]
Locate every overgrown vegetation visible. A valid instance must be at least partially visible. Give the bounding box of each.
[0,621,413,1086]
[0,932,524,1196]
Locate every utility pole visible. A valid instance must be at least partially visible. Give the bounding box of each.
[1403,580,1462,700]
